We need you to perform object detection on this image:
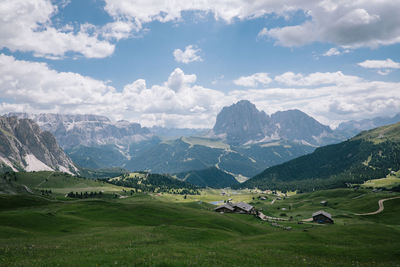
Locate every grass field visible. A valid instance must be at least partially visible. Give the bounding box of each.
[13,171,128,195]
[361,173,400,189]
[1,181,400,266]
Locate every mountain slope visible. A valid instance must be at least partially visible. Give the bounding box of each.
[270,109,333,145]
[175,167,239,188]
[0,116,78,174]
[125,137,314,178]
[239,122,400,192]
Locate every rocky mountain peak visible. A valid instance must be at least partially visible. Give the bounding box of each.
[212,100,338,146]
[0,116,78,174]
[213,100,271,145]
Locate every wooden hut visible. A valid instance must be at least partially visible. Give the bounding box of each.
[312,211,333,224]
[214,203,235,213]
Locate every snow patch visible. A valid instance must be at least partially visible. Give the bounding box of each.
[57,165,74,175]
[0,156,18,172]
[24,154,53,172]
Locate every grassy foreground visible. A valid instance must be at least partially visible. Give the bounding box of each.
[1,187,400,266]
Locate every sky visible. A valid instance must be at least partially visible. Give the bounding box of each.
[1,0,400,129]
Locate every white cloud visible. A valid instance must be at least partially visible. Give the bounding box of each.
[377,69,392,76]
[358,58,400,76]
[0,0,116,59]
[274,71,361,87]
[104,0,400,48]
[233,73,272,87]
[173,45,203,64]
[358,59,400,69]
[1,54,400,128]
[0,54,225,128]
[100,21,139,41]
[323,48,340,56]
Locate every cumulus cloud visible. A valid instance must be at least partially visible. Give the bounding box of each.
[233,73,272,87]
[173,45,203,64]
[358,58,400,75]
[104,0,400,49]
[0,0,117,59]
[0,54,226,128]
[274,71,361,87]
[100,20,139,41]
[322,47,350,57]
[1,54,400,128]
[358,59,400,69]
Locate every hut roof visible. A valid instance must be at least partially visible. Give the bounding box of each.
[215,203,235,211]
[312,210,332,219]
[234,202,254,212]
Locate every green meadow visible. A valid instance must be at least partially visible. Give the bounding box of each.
[1,172,400,266]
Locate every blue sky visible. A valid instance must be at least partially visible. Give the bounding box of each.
[1,0,400,128]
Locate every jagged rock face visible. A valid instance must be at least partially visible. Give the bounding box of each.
[8,113,152,149]
[213,100,336,146]
[271,110,333,145]
[213,100,273,145]
[0,116,77,174]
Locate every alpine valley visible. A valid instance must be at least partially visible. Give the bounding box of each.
[6,100,400,185]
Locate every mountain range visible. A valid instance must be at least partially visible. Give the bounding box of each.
[238,121,400,192]
[4,100,400,185]
[0,116,77,174]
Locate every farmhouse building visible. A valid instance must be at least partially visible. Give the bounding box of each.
[312,211,333,224]
[215,202,256,214]
[214,203,235,213]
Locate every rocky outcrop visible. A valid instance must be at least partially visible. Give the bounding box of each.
[0,116,78,174]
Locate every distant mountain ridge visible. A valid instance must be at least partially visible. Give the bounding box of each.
[336,113,400,139]
[212,100,338,146]
[8,113,153,149]
[238,121,400,192]
[0,116,78,174]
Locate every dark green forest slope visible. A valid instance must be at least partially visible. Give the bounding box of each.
[175,167,239,188]
[238,122,400,192]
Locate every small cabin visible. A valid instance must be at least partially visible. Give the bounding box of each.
[233,202,256,215]
[214,203,235,213]
[312,211,333,224]
[215,202,255,215]
[320,200,327,206]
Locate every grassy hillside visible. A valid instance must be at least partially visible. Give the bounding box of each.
[239,122,400,192]
[3,171,125,195]
[175,167,239,188]
[1,188,400,266]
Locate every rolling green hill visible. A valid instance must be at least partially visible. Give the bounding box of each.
[175,167,239,188]
[1,188,400,266]
[239,122,400,192]
[3,171,125,195]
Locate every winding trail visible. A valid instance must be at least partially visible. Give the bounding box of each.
[355,196,400,216]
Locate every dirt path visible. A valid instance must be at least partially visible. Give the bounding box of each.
[355,196,400,216]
